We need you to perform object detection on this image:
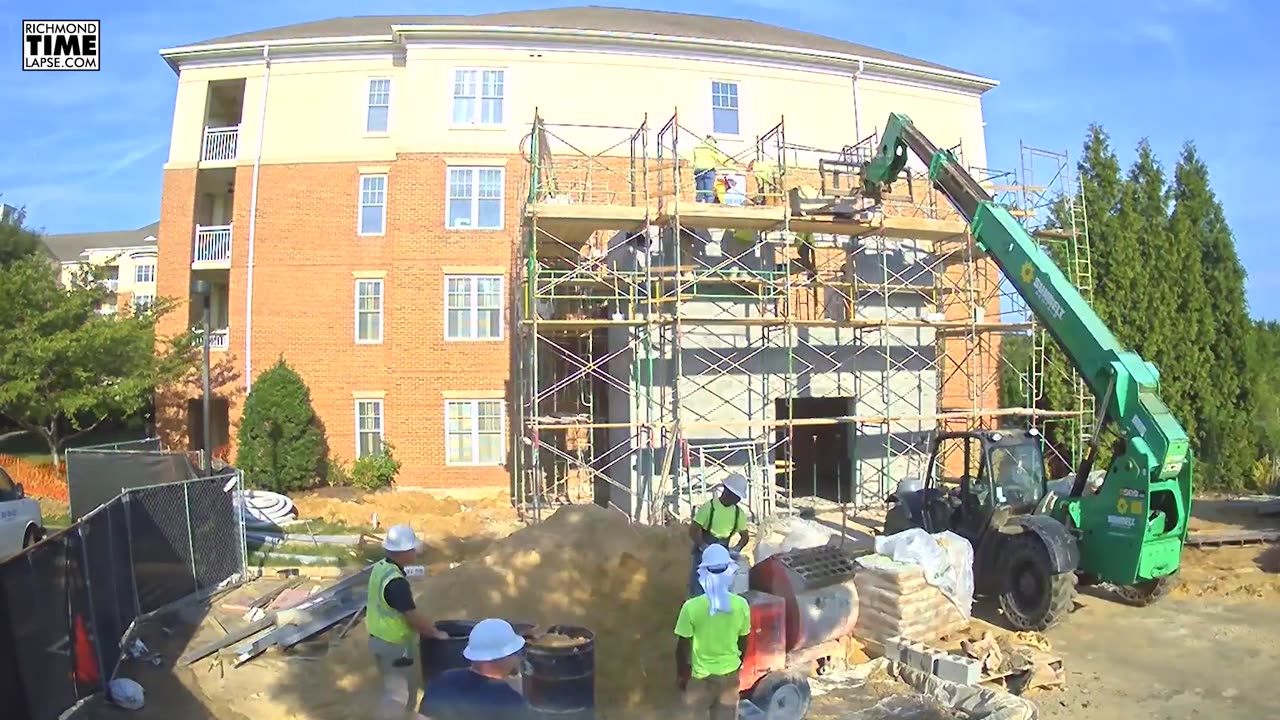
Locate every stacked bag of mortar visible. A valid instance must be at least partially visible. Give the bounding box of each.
[852,552,971,643]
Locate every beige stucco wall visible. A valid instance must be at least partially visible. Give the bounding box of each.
[164,46,987,171]
[59,246,158,308]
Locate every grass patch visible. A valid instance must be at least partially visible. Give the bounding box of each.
[247,539,382,568]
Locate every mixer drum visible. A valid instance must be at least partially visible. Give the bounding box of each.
[788,580,859,650]
[750,545,863,652]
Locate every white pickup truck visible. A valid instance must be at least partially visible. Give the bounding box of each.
[0,465,44,560]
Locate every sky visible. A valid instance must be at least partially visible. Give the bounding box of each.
[0,0,1276,319]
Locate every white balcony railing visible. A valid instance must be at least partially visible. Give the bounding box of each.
[101,277,119,292]
[201,126,239,162]
[193,225,232,264]
[194,327,230,351]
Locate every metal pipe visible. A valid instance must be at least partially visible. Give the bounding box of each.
[201,292,212,476]
[852,60,865,142]
[244,45,271,392]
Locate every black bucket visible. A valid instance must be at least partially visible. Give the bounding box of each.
[522,625,595,720]
[420,620,476,685]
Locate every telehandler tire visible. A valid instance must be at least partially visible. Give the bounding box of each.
[1114,572,1178,607]
[997,533,1075,631]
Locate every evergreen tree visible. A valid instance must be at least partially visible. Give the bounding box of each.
[1169,143,1257,487]
[1247,320,1280,489]
[236,358,326,493]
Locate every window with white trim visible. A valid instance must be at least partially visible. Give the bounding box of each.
[134,263,156,283]
[452,69,505,126]
[446,399,504,465]
[366,78,391,133]
[711,81,740,136]
[356,399,384,458]
[355,279,384,344]
[446,167,504,230]
[133,294,154,314]
[445,275,502,340]
[359,174,387,236]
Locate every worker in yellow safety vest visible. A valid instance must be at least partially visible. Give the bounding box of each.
[748,158,781,204]
[369,525,449,720]
[687,473,751,597]
[692,135,731,203]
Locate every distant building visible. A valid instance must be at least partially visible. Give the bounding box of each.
[1,203,18,223]
[41,222,160,316]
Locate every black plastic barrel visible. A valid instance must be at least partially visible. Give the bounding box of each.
[522,625,596,720]
[421,620,540,686]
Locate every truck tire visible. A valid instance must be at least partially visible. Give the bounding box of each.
[1114,572,1178,606]
[997,533,1075,631]
[749,670,811,720]
[22,526,40,549]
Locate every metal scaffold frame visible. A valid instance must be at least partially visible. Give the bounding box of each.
[514,109,1070,524]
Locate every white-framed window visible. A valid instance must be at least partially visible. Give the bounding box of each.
[359,174,387,236]
[445,275,502,340]
[445,399,504,466]
[355,278,384,344]
[452,69,505,126]
[711,80,740,136]
[446,167,504,230]
[366,77,391,134]
[355,399,385,458]
[133,294,154,313]
[134,263,156,283]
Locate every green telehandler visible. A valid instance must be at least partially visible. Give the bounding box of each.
[862,113,1192,630]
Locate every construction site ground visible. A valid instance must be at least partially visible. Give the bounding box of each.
[79,491,1279,720]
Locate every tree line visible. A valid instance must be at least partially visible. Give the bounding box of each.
[999,127,1280,492]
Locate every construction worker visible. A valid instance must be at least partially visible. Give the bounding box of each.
[687,473,751,597]
[675,544,752,720]
[692,135,729,203]
[418,618,529,720]
[369,524,448,720]
[749,158,781,204]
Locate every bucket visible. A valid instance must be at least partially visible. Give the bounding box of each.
[522,625,596,720]
[421,620,541,686]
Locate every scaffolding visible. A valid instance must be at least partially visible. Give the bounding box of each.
[514,109,1079,524]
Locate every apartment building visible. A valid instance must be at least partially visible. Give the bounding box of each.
[42,222,161,316]
[156,7,1000,493]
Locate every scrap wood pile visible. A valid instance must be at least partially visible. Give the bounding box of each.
[412,504,689,718]
[959,630,1064,694]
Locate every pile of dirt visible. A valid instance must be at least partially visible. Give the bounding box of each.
[293,487,519,539]
[411,504,689,718]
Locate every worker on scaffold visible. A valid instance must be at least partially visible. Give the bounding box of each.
[687,473,751,597]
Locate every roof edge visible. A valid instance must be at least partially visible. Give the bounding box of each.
[159,25,997,91]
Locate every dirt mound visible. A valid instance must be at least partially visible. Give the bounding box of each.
[412,504,689,718]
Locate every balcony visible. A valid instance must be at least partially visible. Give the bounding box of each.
[193,225,232,267]
[201,126,239,163]
[101,277,119,293]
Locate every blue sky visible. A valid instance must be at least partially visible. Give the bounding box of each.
[1,0,1275,318]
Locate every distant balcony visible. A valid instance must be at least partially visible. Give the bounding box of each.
[201,126,239,163]
[194,327,230,351]
[193,225,232,266]
[101,277,119,293]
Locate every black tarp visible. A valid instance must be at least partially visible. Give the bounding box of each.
[66,447,197,521]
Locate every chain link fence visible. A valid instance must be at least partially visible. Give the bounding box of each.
[0,472,246,720]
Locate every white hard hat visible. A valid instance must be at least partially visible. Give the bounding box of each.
[383,525,421,553]
[463,619,526,662]
[722,473,749,500]
[895,476,924,496]
[699,544,733,570]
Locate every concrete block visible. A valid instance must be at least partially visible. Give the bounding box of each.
[933,653,982,686]
[905,642,939,675]
[883,635,908,664]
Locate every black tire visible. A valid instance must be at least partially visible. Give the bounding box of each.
[749,670,811,720]
[997,533,1075,631]
[22,526,39,550]
[1114,572,1178,607]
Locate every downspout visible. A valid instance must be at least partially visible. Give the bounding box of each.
[244,45,270,393]
[852,59,865,141]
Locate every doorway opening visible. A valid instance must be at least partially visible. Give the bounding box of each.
[775,396,854,503]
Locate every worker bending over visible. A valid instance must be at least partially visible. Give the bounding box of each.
[418,618,529,720]
[688,473,751,596]
[368,525,448,720]
[675,544,752,720]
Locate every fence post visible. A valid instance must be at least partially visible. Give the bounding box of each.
[77,524,109,691]
[183,481,198,595]
[237,471,248,579]
[122,492,142,618]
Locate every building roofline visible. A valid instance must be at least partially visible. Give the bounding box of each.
[159,25,998,92]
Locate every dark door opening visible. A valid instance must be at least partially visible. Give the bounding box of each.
[775,397,853,503]
[186,396,231,455]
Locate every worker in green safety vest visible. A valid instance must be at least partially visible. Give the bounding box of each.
[687,473,751,597]
[369,524,448,720]
[692,135,731,203]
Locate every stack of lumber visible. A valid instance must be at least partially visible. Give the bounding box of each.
[852,554,969,643]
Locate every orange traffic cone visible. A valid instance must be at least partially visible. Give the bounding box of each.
[72,615,99,686]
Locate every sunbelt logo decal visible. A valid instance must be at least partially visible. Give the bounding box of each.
[1021,262,1066,321]
[1020,262,1035,284]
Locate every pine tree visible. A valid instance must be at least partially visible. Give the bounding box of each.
[1169,143,1257,488]
[236,358,326,493]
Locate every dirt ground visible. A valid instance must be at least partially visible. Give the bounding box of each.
[290,486,521,540]
[83,494,1280,720]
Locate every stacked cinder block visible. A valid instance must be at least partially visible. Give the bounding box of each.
[883,636,983,686]
[852,554,970,643]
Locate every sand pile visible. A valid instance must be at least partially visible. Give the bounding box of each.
[411,504,689,718]
[294,487,518,538]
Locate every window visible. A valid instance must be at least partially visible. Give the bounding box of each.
[445,275,502,340]
[452,69,505,126]
[134,263,156,283]
[366,78,391,134]
[446,167,504,230]
[711,81,740,136]
[359,175,387,236]
[133,294,154,313]
[355,399,384,458]
[446,400,504,465]
[355,279,384,343]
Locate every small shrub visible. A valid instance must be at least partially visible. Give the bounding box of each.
[350,445,401,491]
[326,455,353,487]
[235,358,326,493]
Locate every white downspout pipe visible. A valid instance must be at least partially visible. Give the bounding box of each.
[244,45,270,393]
[852,59,865,141]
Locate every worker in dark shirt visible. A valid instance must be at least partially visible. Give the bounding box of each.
[368,525,448,720]
[418,618,529,720]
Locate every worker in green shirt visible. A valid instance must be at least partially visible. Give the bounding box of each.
[687,473,750,597]
[675,544,752,720]
[692,135,731,203]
